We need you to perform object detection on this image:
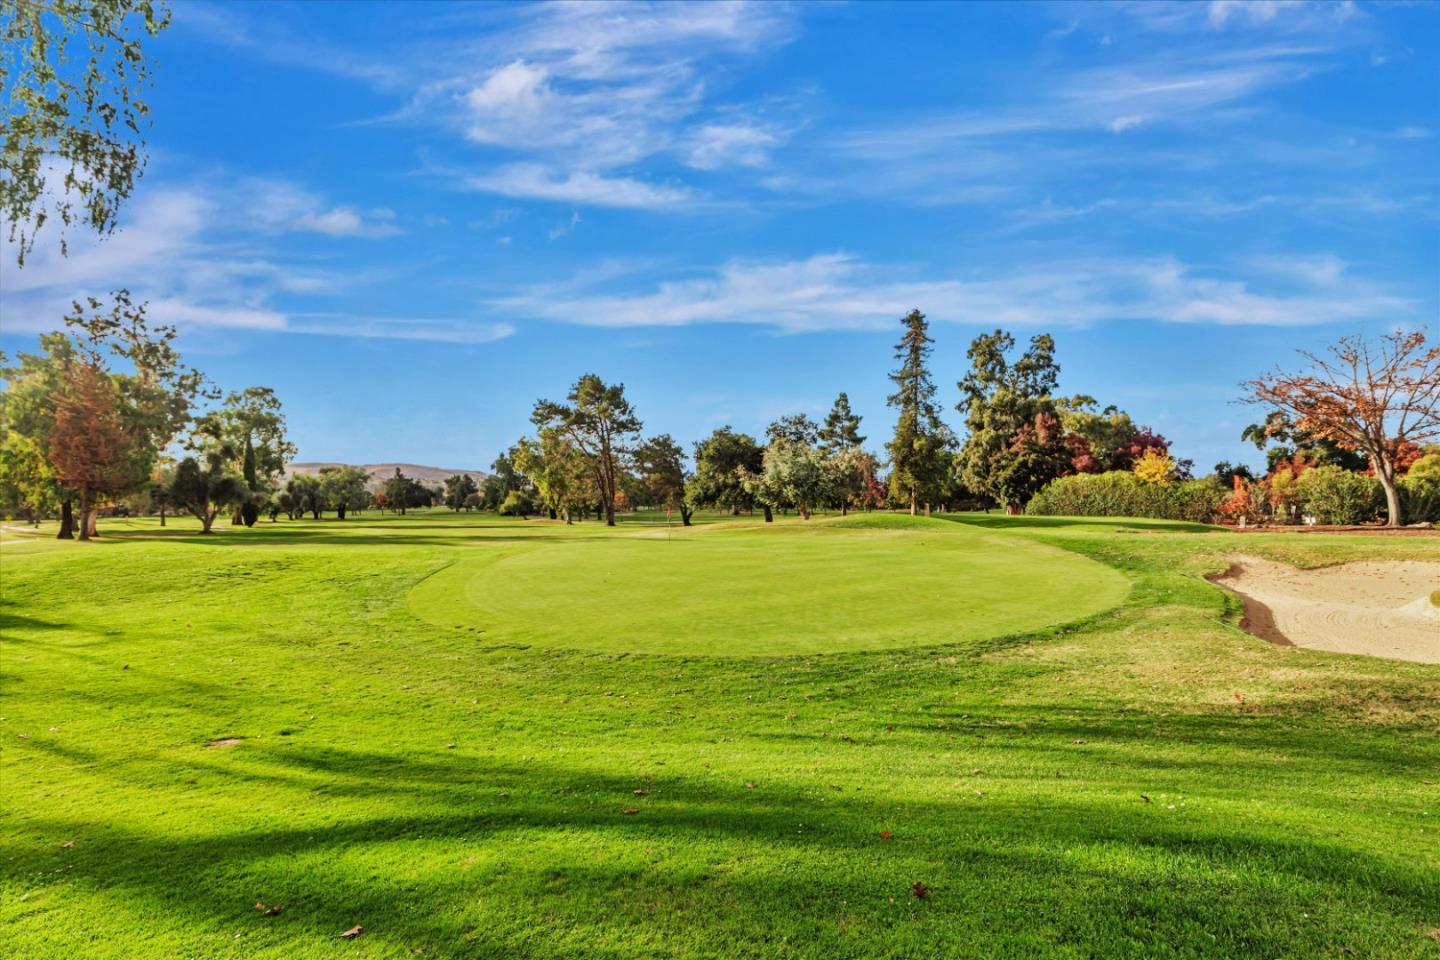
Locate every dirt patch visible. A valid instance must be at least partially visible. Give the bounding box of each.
[1212,557,1440,663]
[206,737,244,749]
[1225,524,1438,536]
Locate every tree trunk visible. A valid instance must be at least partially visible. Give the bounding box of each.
[762,504,773,523]
[76,490,94,541]
[841,502,848,516]
[200,510,215,533]
[730,504,740,516]
[1378,466,1402,526]
[159,505,166,527]
[337,503,347,520]
[910,489,917,516]
[680,504,693,526]
[57,500,75,539]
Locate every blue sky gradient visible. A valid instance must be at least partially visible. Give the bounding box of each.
[2,0,1436,473]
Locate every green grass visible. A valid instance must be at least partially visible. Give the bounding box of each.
[2,510,1438,959]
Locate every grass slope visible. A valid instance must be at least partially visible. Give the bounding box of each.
[1,510,1437,959]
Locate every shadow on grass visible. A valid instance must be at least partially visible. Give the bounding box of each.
[5,738,1432,959]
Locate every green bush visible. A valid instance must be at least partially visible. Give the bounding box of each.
[1399,471,1440,524]
[1295,466,1382,525]
[498,489,537,517]
[1027,472,1225,523]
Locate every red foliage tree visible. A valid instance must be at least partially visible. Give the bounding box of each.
[47,361,143,540]
[1065,434,1102,474]
[1245,330,1440,526]
[1110,428,1171,471]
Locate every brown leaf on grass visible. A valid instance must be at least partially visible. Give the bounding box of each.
[1425,927,1440,942]
[745,781,755,790]
[262,904,283,917]
[16,733,30,740]
[1234,691,1245,703]
[1141,794,1153,804]
[339,924,364,939]
[877,831,893,840]
[911,882,929,899]
[632,789,649,796]
[1070,739,1086,745]
[622,807,640,815]
[60,840,75,848]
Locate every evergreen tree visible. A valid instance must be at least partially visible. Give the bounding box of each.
[885,310,948,515]
[818,392,865,453]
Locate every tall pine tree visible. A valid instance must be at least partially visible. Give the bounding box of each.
[819,392,865,454]
[886,310,948,515]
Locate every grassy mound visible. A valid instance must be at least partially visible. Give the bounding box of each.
[406,520,1128,656]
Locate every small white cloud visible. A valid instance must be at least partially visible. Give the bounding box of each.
[548,210,582,240]
[292,206,403,238]
[462,164,692,208]
[1108,114,1146,132]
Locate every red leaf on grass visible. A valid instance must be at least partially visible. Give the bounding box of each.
[339,924,364,939]
[878,831,893,840]
[1234,691,1245,703]
[911,882,929,899]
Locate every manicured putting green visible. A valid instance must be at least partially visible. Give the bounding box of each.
[408,517,1129,655]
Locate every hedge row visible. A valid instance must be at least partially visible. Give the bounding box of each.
[1026,472,1225,523]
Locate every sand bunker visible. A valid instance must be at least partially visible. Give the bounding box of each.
[1214,557,1439,663]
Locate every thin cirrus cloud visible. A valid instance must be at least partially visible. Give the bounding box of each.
[495,252,1410,333]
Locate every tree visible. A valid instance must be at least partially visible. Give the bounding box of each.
[633,433,692,525]
[0,333,77,532]
[822,446,872,516]
[1245,330,1440,526]
[751,440,824,520]
[765,413,820,447]
[956,329,1061,509]
[191,386,295,521]
[285,474,321,519]
[1132,449,1175,485]
[47,359,145,539]
[512,434,589,522]
[320,466,368,520]
[384,467,409,516]
[988,412,1072,512]
[169,449,247,534]
[688,426,764,518]
[531,374,641,527]
[2,0,171,264]
[443,473,479,511]
[887,309,949,515]
[818,393,865,454]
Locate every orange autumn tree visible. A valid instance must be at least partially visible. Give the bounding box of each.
[48,360,145,540]
[1244,330,1440,526]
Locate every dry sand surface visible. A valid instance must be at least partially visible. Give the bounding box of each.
[1214,557,1440,664]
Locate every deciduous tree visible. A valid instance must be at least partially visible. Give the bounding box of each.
[2,0,171,264]
[1245,330,1440,526]
[48,359,144,539]
[688,426,764,518]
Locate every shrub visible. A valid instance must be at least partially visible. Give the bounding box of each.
[1294,466,1382,525]
[499,489,536,517]
[240,501,260,527]
[1398,471,1440,524]
[1027,471,1224,523]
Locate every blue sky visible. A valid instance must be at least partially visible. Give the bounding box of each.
[2,0,1436,473]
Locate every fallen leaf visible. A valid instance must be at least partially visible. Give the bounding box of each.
[1141,794,1152,804]
[622,807,640,815]
[745,781,755,790]
[632,789,649,797]
[1234,691,1245,703]
[911,882,929,899]
[263,904,283,917]
[339,924,364,939]
[16,733,30,740]
[61,840,75,849]
[878,831,893,840]
[1070,739,1086,745]
[254,902,266,911]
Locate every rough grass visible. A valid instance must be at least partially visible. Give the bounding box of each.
[1,510,1438,959]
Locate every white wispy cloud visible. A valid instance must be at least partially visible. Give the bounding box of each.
[0,180,507,345]
[495,251,1410,333]
[461,165,693,209]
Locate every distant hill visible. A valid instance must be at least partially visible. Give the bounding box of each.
[286,462,487,487]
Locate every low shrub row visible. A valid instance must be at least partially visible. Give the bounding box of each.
[1026,472,1225,523]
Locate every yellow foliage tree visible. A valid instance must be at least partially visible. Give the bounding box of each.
[1132,450,1174,485]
